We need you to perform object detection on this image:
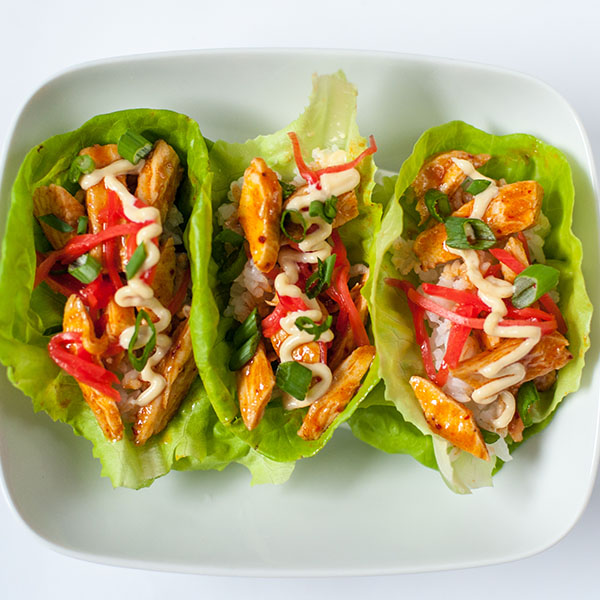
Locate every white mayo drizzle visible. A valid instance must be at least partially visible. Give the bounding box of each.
[274,150,359,410]
[80,161,173,407]
[449,158,542,430]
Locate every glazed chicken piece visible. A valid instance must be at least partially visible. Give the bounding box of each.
[62,295,123,441]
[500,236,529,283]
[331,189,359,228]
[237,341,276,430]
[80,144,125,263]
[135,139,183,224]
[150,237,176,307]
[409,375,489,461]
[270,328,322,364]
[414,181,543,270]
[133,320,198,445]
[33,184,85,250]
[104,298,135,368]
[298,345,375,441]
[450,331,572,389]
[238,157,282,273]
[412,151,491,224]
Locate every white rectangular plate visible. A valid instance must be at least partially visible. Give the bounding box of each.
[0,49,598,576]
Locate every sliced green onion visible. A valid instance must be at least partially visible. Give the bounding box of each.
[229,333,260,371]
[68,154,96,183]
[445,216,496,250]
[512,264,560,309]
[126,243,147,280]
[516,381,539,427]
[233,308,260,348]
[309,196,338,224]
[466,179,492,195]
[33,219,53,253]
[117,131,153,164]
[276,361,313,401]
[213,228,246,282]
[305,254,336,299]
[424,189,451,223]
[295,315,332,341]
[481,429,500,444]
[280,208,308,242]
[38,214,74,233]
[77,215,89,234]
[279,180,297,201]
[461,176,473,191]
[67,253,101,284]
[128,309,157,371]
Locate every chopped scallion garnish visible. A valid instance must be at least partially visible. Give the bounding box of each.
[280,209,308,242]
[309,196,338,224]
[481,429,500,444]
[295,315,332,341]
[67,253,101,284]
[229,334,260,371]
[512,264,560,309]
[445,216,496,250]
[126,243,147,280]
[276,361,313,401]
[466,179,492,195]
[516,381,539,427]
[213,228,246,283]
[77,215,89,235]
[233,308,260,349]
[117,130,153,164]
[424,189,451,223]
[279,180,297,201]
[38,214,74,233]
[305,254,336,299]
[68,154,96,183]
[128,309,157,371]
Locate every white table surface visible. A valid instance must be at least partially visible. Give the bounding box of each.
[1,1,598,597]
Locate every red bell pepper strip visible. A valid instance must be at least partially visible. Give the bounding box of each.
[287,132,377,187]
[517,231,531,263]
[390,279,439,383]
[78,275,116,312]
[484,263,502,278]
[436,305,478,386]
[261,295,309,338]
[386,278,557,334]
[35,222,150,287]
[328,230,369,346]
[48,332,120,402]
[167,267,191,315]
[489,248,567,333]
[420,283,488,312]
[314,135,377,178]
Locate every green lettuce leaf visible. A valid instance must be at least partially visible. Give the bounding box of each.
[189,72,381,463]
[352,120,592,493]
[0,109,291,489]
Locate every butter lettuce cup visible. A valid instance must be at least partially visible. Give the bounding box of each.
[0,108,288,489]
[350,120,592,493]
[190,73,382,465]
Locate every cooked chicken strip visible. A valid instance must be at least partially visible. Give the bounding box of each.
[410,375,489,461]
[135,139,183,225]
[33,184,85,250]
[331,189,359,228]
[414,181,543,270]
[239,157,282,273]
[500,236,529,283]
[450,331,572,389]
[133,320,197,445]
[298,345,375,440]
[63,295,123,441]
[237,341,275,430]
[413,151,491,224]
[150,237,176,307]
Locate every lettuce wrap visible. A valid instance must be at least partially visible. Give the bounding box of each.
[189,72,382,463]
[350,121,592,492]
[0,108,293,489]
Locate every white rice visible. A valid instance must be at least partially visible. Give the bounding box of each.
[224,258,273,322]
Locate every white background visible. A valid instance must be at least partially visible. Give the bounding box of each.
[1,0,599,597]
